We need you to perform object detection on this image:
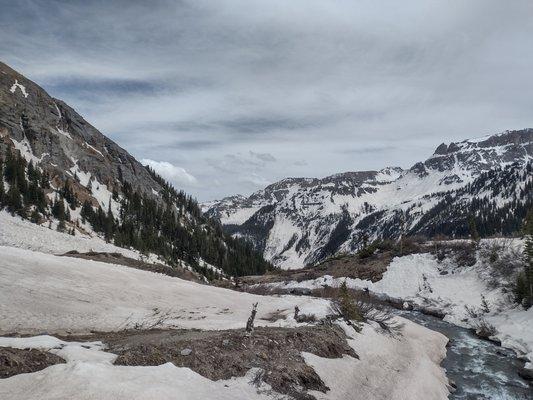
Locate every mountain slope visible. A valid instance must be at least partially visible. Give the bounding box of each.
[204,130,532,269]
[0,61,271,277]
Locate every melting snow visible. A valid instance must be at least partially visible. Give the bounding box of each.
[0,245,449,399]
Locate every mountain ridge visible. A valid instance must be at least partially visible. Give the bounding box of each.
[204,129,532,269]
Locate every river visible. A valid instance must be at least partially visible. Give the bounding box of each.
[399,311,532,399]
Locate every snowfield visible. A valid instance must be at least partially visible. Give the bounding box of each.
[0,211,165,265]
[0,334,281,400]
[0,244,450,399]
[0,210,140,258]
[0,246,331,333]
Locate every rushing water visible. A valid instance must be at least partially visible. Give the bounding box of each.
[399,311,532,400]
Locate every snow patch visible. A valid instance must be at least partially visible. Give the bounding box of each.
[9,79,28,98]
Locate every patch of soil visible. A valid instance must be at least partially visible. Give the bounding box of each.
[61,251,202,282]
[234,252,395,295]
[0,347,65,378]
[233,240,436,292]
[96,325,357,400]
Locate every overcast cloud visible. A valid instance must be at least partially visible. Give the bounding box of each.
[1,0,532,200]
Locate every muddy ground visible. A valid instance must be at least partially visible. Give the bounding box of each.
[58,324,357,400]
[0,347,65,378]
[228,239,477,293]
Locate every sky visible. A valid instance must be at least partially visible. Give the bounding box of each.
[1,0,533,201]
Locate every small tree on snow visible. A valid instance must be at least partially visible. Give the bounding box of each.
[480,294,490,314]
[246,302,258,333]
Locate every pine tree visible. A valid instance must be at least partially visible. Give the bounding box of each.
[57,219,66,233]
[468,215,480,243]
[6,182,23,215]
[0,159,5,206]
[517,209,533,308]
[30,209,41,223]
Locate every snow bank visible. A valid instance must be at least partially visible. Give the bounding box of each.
[0,336,283,400]
[304,320,449,400]
[0,246,330,334]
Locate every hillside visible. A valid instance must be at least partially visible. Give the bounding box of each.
[0,61,270,277]
[204,131,532,269]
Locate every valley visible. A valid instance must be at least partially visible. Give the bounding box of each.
[0,56,531,400]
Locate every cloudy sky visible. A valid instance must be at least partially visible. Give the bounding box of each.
[2,0,532,200]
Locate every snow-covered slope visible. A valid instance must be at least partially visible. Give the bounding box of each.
[0,246,329,334]
[0,245,449,400]
[205,130,532,269]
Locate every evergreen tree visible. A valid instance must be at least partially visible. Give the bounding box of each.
[30,209,41,224]
[0,159,4,206]
[516,209,533,308]
[57,219,66,233]
[6,182,23,215]
[468,215,480,243]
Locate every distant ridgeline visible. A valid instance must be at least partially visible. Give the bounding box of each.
[204,130,532,269]
[0,61,271,278]
[408,161,532,238]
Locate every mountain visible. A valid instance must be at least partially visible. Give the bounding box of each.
[204,130,533,269]
[0,61,271,277]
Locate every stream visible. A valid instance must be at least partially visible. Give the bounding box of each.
[399,310,532,399]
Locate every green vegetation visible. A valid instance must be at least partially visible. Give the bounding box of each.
[516,209,533,308]
[0,150,272,279]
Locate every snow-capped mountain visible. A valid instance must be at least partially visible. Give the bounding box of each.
[0,61,270,277]
[204,130,533,269]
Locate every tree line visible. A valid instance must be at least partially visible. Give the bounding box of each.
[0,151,272,278]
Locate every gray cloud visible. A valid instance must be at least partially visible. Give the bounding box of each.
[2,0,533,200]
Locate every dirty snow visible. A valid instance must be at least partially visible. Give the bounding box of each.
[0,245,331,334]
[0,246,449,400]
[0,335,282,400]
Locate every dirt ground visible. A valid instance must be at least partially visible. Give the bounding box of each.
[231,250,397,292]
[0,347,65,379]
[61,251,202,282]
[86,325,358,400]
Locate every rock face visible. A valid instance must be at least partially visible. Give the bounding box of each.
[0,61,161,209]
[204,130,533,269]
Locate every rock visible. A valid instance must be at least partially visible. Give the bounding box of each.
[518,367,533,381]
[222,339,230,346]
[448,379,457,392]
[180,348,192,356]
[289,288,311,296]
